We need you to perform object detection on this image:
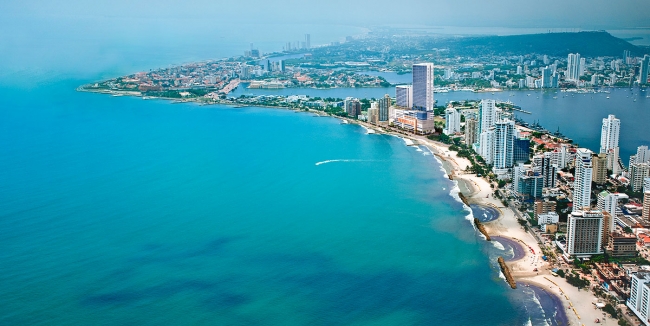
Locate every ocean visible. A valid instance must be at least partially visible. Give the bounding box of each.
[0,20,618,325]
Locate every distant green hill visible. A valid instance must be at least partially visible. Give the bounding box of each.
[437,31,644,57]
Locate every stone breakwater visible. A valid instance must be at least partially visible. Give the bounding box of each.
[498,256,517,289]
[474,218,491,241]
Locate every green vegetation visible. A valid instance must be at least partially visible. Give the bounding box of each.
[565,273,590,289]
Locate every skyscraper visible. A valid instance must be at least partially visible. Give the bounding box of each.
[600,114,620,173]
[541,66,552,88]
[492,119,515,170]
[640,54,649,85]
[533,152,557,188]
[378,94,391,122]
[345,98,361,119]
[444,107,460,135]
[479,128,495,164]
[412,63,434,111]
[631,163,650,192]
[478,99,497,134]
[304,34,311,49]
[395,85,413,108]
[566,209,604,257]
[592,153,608,184]
[567,53,581,82]
[465,118,478,146]
[573,148,594,211]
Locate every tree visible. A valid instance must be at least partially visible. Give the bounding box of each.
[602,303,617,318]
[624,226,633,234]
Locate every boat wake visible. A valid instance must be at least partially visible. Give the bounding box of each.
[315,159,368,166]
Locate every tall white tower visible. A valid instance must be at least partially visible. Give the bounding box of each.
[567,53,581,82]
[573,148,594,211]
[444,107,460,135]
[600,114,621,173]
[492,119,515,169]
[412,63,434,111]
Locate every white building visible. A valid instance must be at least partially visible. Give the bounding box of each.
[573,148,593,212]
[600,114,621,173]
[627,272,650,325]
[567,53,581,82]
[538,212,559,225]
[478,99,497,133]
[597,191,628,232]
[367,102,379,124]
[395,85,413,108]
[565,210,604,258]
[479,128,495,165]
[631,145,650,166]
[492,119,515,170]
[412,63,434,111]
[631,163,650,192]
[444,107,461,135]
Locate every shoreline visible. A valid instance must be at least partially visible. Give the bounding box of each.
[405,129,605,326]
[84,88,606,325]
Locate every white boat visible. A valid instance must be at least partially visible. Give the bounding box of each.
[606,96,610,99]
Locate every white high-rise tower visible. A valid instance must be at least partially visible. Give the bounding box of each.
[444,107,460,135]
[600,114,621,173]
[567,53,581,82]
[573,148,594,211]
[412,63,434,111]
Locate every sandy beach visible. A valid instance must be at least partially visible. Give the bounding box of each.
[411,133,606,326]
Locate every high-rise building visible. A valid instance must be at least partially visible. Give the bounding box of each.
[573,148,593,211]
[478,99,497,134]
[567,53,581,82]
[513,138,530,163]
[628,272,650,324]
[492,119,515,170]
[517,168,544,200]
[630,163,650,192]
[378,94,391,122]
[367,102,379,124]
[597,191,625,232]
[592,153,608,184]
[541,66,552,88]
[412,63,434,111]
[645,177,650,193]
[304,34,311,49]
[631,146,650,166]
[444,107,460,135]
[479,128,495,164]
[640,54,649,85]
[579,57,586,77]
[600,114,620,153]
[533,152,557,188]
[465,118,478,146]
[240,64,251,80]
[600,114,620,173]
[641,190,650,221]
[565,209,604,257]
[345,98,361,119]
[395,85,413,108]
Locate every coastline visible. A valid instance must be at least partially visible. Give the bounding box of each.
[82,87,606,325]
[404,129,604,326]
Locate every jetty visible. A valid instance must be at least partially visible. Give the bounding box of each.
[498,256,517,289]
[474,218,491,241]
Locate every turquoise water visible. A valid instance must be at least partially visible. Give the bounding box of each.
[0,79,548,325]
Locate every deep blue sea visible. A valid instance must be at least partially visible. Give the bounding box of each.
[0,18,628,325]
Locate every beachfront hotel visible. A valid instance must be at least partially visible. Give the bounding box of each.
[412,63,434,111]
[563,210,604,258]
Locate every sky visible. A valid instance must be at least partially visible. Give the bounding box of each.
[1,0,649,29]
[0,0,648,81]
